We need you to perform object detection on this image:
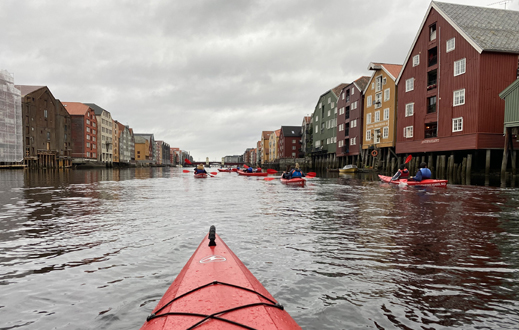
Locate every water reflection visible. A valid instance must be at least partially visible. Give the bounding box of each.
[0,168,517,330]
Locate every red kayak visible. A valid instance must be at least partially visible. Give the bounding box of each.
[378,175,447,187]
[218,169,232,172]
[231,168,238,172]
[194,173,208,178]
[280,178,306,187]
[140,226,301,330]
[237,170,268,177]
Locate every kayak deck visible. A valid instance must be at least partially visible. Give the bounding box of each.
[237,170,268,177]
[378,175,448,187]
[140,226,300,330]
[280,178,306,187]
[194,173,208,178]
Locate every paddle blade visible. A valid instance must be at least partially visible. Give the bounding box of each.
[264,177,276,181]
[184,158,192,165]
[243,164,249,168]
[306,172,316,178]
[210,172,218,175]
[266,169,277,174]
[183,170,191,173]
[405,155,412,164]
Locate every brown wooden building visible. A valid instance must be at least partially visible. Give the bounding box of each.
[396,2,519,162]
[16,86,72,169]
[62,102,98,163]
[336,76,370,166]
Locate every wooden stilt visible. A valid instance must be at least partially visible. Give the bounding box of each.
[501,127,510,180]
[466,154,472,184]
[486,149,491,176]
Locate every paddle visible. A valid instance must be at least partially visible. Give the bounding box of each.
[184,158,192,165]
[266,169,277,174]
[306,172,316,178]
[390,155,412,182]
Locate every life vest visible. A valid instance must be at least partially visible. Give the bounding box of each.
[419,168,431,179]
[246,167,253,173]
[399,169,409,179]
[291,169,302,178]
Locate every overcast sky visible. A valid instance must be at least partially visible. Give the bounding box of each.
[2,0,518,161]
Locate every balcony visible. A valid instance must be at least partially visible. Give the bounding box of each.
[344,128,349,136]
[427,103,437,113]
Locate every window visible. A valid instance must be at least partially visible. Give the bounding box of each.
[44,110,48,118]
[339,107,344,115]
[366,130,371,140]
[292,146,296,150]
[375,111,380,122]
[87,134,90,140]
[342,93,345,100]
[87,142,90,148]
[405,103,414,117]
[292,139,296,143]
[430,23,437,41]
[383,127,389,138]
[350,137,356,145]
[383,108,390,120]
[384,88,390,101]
[328,97,331,104]
[406,78,414,92]
[352,101,357,110]
[453,117,463,132]
[351,88,354,95]
[413,55,420,67]
[367,113,372,124]
[47,132,50,140]
[427,96,437,113]
[351,119,357,128]
[374,93,382,108]
[454,89,465,106]
[404,126,413,138]
[315,126,318,133]
[446,38,455,52]
[87,127,90,133]
[367,95,372,107]
[328,110,331,116]
[339,124,343,131]
[428,47,437,66]
[315,115,318,122]
[376,76,383,92]
[425,122,437,138]
[454,58,466,76]
[315,140,321,147]
[292,152,296,157]
[427,69,437,89]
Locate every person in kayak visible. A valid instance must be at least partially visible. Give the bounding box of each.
[408,162,431,182]
[391,163,409,181]
[246,166,254,173]
[194,164,207,174]
[290,163,306,178]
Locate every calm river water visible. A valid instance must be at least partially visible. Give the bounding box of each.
[0,168,518,330]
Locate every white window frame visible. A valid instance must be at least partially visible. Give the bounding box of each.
[367,95,372,107]
[406,78,414,92]
[375,76,383,92]
[454,58,466,76]
[374,93,382,108]
[453,117,463,132]
[351,119,356,128]
[446,38,455,52]
[315,115,318,122]
[384,88,390,101]
[339,107,344,115]
[375,111,380,122]
[352,101,357,110]
[366,130,371,141]
[339,124,343,132]
[383,108,390,120]
[405,103,414,117]
[404,126,413,138]
[383,126,389,138]
[315,126,318,133]
[367,113,372,124]
[453,89,465,106]
[350,137,356,145]
[351,87,355,95]
[413,55,420,67]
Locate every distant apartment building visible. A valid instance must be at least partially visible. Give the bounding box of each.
[62,102,98,163]
[85,103,113,164]
[279,126,302,158]
[0,70,22,163]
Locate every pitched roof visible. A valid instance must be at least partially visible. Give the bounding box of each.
[331,83,349,97]
[62,102,91,116]
[364,63,403,93]
[15,85,46,96]
[135,136,148,144]
[303,116,312,124]
[281,126,302,137]
[434,1,519,54]
[397,1,519,84]
[353,76,371,92]
[262,131,273,139]
[84,103,109,116]
[500,78,519,99]
[275,129,281,137]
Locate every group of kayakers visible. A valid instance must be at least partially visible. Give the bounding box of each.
[391,162,431,182]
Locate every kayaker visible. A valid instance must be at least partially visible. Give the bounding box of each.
[391,164,409,181]
[194,164,207,174]
[290,163,305,178]
[408,162,431,182]
[246,166,254,173]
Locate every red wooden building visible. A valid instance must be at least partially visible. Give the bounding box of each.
[396,2,519,156]
[336,76,370,166]
[62,102,98,161]
[278,126,302,158]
